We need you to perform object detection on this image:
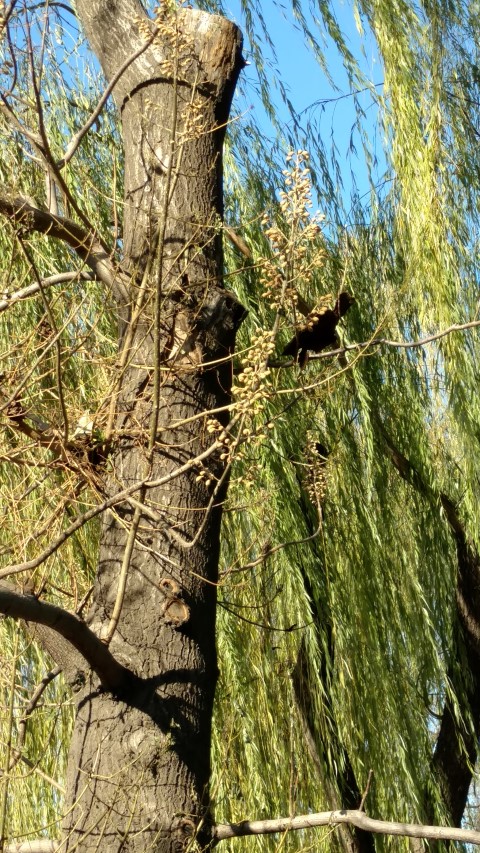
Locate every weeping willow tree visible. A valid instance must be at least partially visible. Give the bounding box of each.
[1,0,480,851]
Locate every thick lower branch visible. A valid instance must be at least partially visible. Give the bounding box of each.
[0,193,129,301]
[0,581,135,693]
[13,808,480,852]
[214,810,480,844]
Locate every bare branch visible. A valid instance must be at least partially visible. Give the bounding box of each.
[0,581,135,693]
[313,319,480,357]
[0,437,223,580]
[271,318,480,367]
[0,193,130,301]
[0,271,94,314]
[214,809,480,845]
[11,804,480,852]
[59,34,156,168]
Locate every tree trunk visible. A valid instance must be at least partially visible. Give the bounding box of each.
[62,3,244,850]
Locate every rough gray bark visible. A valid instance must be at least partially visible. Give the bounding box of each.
[61,3,244,850]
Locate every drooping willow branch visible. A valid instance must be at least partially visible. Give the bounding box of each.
[378,417,480,821]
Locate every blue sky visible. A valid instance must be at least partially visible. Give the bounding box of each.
[225,0,385,204]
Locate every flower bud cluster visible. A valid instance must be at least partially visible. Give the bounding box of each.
[231,330,274,416]
[259,151,326,310]
[305,434,330,507]
[206,417,233,462]
[136,2,194,78]
[194,465,215,489]
[181,94,207,141]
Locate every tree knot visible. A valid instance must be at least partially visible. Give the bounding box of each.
[159,577,190,628]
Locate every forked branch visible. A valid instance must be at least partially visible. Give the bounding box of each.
[0,192,130,301]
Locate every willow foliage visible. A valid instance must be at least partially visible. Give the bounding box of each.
[212,0,480,849]
[0,0,479,850]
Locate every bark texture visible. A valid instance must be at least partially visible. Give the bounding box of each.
[62,2,244,850]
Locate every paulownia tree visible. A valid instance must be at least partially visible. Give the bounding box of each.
[0,0,246,849]
[2,1,480,852]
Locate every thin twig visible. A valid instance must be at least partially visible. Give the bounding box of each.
[358,770,373,811]
[1,740,64,794]
[218,599,305,632]
[12,667,62,770]
[222,523,323,573]
[0,436,223,579]
[19,12,106,235]
[17,238,69,441]
[102,500,143,645]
